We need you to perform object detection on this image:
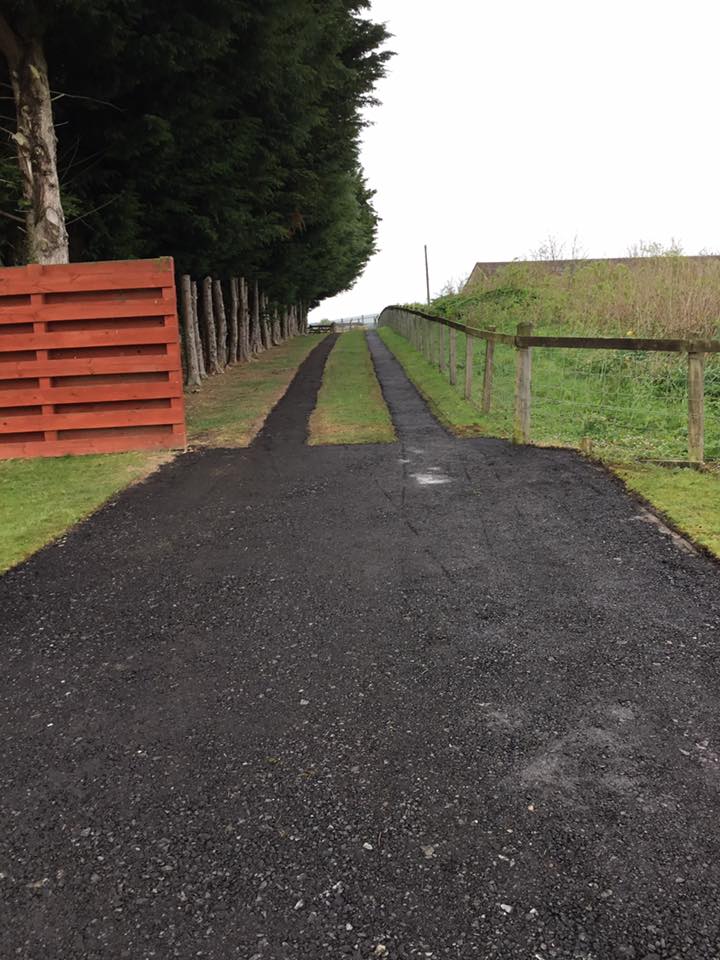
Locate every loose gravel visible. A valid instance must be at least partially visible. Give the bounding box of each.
[1,333,720,959]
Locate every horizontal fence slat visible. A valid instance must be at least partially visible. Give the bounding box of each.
[0,356,176,379]
[0,259,173,297]
[0,381,179,408]
[0,298,172,324]
[0,327,176,352]
[0,407,184,434]
[0,432,182,460]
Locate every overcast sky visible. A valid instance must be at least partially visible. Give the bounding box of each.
[312,0,720,321]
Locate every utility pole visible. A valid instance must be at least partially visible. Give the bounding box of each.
[424,244,431,305]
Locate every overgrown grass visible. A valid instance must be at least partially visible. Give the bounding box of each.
[378,328,485,435]
[1,335,323,573]
[186,335,321,446]
[615,464,720,558]
[0,452,168,573]
[309,331,395,444]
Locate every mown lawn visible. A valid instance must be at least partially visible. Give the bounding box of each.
[1,335,323,573]
[309,331,395,444]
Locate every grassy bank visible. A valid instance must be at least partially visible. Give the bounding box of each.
[1,336,323,573]
[309,331,394,444]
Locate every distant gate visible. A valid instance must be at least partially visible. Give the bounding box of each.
[0,257,186,460]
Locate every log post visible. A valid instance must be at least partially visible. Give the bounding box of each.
[449,328,457,386]
[212,280,228,370]
[180,275,202,389]
[203,277,222,375]
[513,322,533,444]
[481,326,496,413]
[191,280,206,378]
[228,278,240,364]
[464,330,473,401]
[688,345,705,465]
[439,325,447,374]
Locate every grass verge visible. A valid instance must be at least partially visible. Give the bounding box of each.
[614,463,720,558]
[378,327,486,436]
[1,335,323,573]
[0,452,169,574]
[186,335,322,446]
[309,331,395,444]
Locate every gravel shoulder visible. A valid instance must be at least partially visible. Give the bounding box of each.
[1,333,720,959]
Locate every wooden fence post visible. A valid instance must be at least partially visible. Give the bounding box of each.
[688,345,705,464]
[191,280,206,378]
[439,325,447,374]
[180,275,202,389]
[212,279,228,370]
[449,328,457,386]
[464,331,473,400]
[513,322,533,444]
[482,326,496,413]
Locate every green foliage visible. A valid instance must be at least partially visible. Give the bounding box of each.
[0,1,391,306]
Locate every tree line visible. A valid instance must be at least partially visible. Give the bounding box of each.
[0,1,391,313]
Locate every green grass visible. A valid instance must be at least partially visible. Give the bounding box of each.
[309,331,395,444]
[1,335,323,573]
[186,334,322,446]
[0,451,167,573]
[378,328,486,435]
[615,464,720,557]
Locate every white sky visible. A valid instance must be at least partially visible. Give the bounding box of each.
[312,0,720,321]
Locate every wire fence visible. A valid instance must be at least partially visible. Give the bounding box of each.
[379,306,720,464]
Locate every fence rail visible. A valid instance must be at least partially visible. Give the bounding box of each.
[379,305,720,465]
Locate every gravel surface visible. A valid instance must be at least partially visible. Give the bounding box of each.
[2,332,720,959]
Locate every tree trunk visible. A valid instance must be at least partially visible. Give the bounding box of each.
[239,278,251,362]
[259,291,271,351]
[191,280,206,378]
[212,279,228,370]
[250,280,263,355]
[0,17,69,264]
[272,306,282,346]
[203,277,222,375]
[180,275,202,389]
[228,278,239,364]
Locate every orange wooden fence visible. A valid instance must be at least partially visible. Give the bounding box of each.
[0,257,186,459]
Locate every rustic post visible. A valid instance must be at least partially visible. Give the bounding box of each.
[180,275,202,389]
[212,280,228,370]
[481,326,496,413]
[449,328,457,385]
[439,325,447,374]
[513,322,533,444]
[228,278,240,364]
[191,280,206,378]
[203,277,222,375]
[425,319,432,362]
[688,344,705,465]
[464,330,473,401]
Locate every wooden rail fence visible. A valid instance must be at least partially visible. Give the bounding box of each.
[0,258,186,460]
[379,305,720,465]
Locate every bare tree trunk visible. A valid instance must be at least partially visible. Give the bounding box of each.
[250,280,263,355]
[228,278,239,364]
[191,280,206,378]
[272,305,282,345]
[180,275,202,389]
[0,17,68,264]
[203,277,222,375]
[212,280,228,371]
[259,291,271,351]
[239,278,251,362]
